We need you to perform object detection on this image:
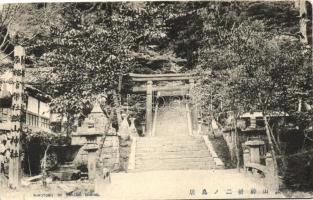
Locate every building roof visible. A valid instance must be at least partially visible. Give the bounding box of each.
[0,68,52,102]
[240,111,289,118]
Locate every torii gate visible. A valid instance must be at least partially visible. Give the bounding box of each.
[129,73,199,136]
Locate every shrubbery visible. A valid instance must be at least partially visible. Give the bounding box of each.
[20,128,70,175]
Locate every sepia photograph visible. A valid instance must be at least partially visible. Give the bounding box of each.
[0,0,312,199]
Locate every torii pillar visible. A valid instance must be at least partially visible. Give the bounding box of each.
[146,80,153,136]
[189,79,198,134]
[9,46,25,189]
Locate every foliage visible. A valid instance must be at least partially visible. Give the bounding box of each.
[21,128,70,148]
[20,128,70,174]
[196,18,311,118]
[282,150,313,191]
[7,2,310,131]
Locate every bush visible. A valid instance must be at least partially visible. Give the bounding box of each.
[20,128,70,175]
[282,150,313,191]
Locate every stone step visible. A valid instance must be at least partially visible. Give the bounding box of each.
[129,166,215,172]
[134,163,216,171]
[136,147,208,153]
[135,162,215,168]
[136,143,208,147]
[135,161,215,167]
[136,154,213,161]
[136,142,207,147]
[135,156,213,163]
[137,138,202,142]
[137,142,205,148]
[136,140,205,144]
[135,150,212,157]
[155,132,189,136]
[138,136,201,139]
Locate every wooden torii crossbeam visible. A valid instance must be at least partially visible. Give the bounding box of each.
[129,73,198,82]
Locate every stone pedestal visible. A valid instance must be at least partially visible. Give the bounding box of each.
[84,144,98,180]
[245,140,265,164]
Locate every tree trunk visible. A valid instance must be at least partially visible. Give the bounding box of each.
[234,118,240,171]
[264,116,279,176]
[42,145,51,188]
[299,0,308,44]
[112,90,122,129]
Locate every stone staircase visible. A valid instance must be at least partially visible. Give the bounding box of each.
[131,136,218,171]
[154,101,189,136]
[128,100,219,172]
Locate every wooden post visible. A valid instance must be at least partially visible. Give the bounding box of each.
[146,80,153,136]
[9,46,25,189]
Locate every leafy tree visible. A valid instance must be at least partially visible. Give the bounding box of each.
[28,3,142,126]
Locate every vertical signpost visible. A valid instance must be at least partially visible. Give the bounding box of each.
[8,46,25,189]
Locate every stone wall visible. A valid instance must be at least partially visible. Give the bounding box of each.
[222,130,237,165]
[119,136,132,171]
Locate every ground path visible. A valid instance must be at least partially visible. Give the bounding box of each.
[96,169,284,199]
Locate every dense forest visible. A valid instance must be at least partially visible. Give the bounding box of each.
[1,2,310,115]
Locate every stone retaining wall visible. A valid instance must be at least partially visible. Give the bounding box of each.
[101,136,120,171]
[73,135,132,172]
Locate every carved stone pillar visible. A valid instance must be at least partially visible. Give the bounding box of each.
[9,46,25,189]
